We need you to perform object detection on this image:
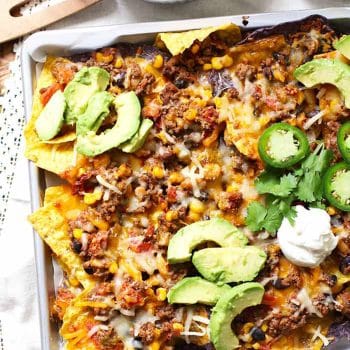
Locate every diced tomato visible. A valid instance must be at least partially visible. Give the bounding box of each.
[40,83,64,106]
[262,292,278,306]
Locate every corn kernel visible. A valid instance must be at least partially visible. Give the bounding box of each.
[172,323,184,332]
[83,191,103,205]
[327,206,336,215]
[261,324,268,332]
[78,167,86,177]
[203,63,212,71]
[73,228,83,240]
[191,43,200,54]
[156,287,167,301]
[188,211,201,222]
[272,69,285,82]
[96,52,114,63]
[226,184,239,193]
[166,210,178,222]
[152,166,164,179]
[213,96,222,108]
[89,216,109,231]
[184,108,197,121]
[189,199,206,214]
[169,172,184,184]
[117,163,132,177]
[149,341,160,350]
[109,261,118,274]
[243,322,254,333]
[115,57,124,68]
[153,55,164,69]
[252,343,261,349]
[68,276,80,287]
[204,163,221,181]
[222,54,233,68]
[211,57,223,70]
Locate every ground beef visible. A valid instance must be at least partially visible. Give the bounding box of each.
[92,328,124,350]
[72,171,97,195]
[128,62,142,90]
[138,322,156,344]
[273,269,302,289]
[116,278,148,309]
[50,58,78,84]
[155,304,176,320]
[266,310,307,337]
[162,56,195,87]
[235,63,257,81]
[313,294,333,316]
[86,230,109,258]
[323,120,342,160]
[135,73,155,96]
[199,106,218,130]
[217,192,243,213]
[336,289,350,317]
[160,82,179,104]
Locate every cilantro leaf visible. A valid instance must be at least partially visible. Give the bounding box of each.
[295,143,333,202]
[263,204,284,234]
[255,171,298,197]
[246,202,267,232]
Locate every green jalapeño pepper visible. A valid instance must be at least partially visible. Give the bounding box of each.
[323,162,350,211]
[337,121,350,164]
[258,123,310,168]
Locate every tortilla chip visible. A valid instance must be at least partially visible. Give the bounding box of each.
[29,186,94,289]
[42,130,77,144]
[156,23,241,56]
[60,289,99,350]
[24,57,78,175]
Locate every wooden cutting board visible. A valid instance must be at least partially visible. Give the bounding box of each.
[0,0,102,44]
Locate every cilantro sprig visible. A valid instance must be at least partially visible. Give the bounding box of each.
[246,143,333,235]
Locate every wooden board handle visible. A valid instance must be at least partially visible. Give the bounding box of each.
[0,0,102,44]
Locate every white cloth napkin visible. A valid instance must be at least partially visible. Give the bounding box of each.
[0,0,348,349]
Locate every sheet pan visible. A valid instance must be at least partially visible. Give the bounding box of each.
[21,7,350,350]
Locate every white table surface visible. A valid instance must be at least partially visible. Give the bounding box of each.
[1,1,349,349]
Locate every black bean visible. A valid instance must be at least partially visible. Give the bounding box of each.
[340,256,350,275]
[84,266,94,275]
[272,278,289,290]
[72,239,82,254]
[329,274,338,286]
[174,78,188,89]
[251,327,266,341]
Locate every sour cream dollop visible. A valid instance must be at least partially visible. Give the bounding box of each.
[277,205,338,268]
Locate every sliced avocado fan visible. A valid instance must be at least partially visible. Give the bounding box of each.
[167,277,231,305]
[192,247,266,285]
[119,118,154,153]
[77,91,141,157]
[294,58,350,109]
[35,90,66,141]
[209,282,264,350]
[76,91,114,136]
[64,67,110,124]
[167,218,248,264]
[334,35,350,60]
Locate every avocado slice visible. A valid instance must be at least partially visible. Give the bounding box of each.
[77,91,141,157]
[167,277,231,305]
[192,247,266,285]
[209,282,264,350]
[64,67,110,124]
[334,35,350,60]
[35,90,66,141]
[76,91,114,136]
[294,58,350,109]
[167,218,248,264]
[119,118,154,153]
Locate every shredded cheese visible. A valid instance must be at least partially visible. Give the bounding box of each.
[311,325,330,347]
[304,110,325,130]
[87,324,109,338]
[96,175,122,194]
[295,288,323,318]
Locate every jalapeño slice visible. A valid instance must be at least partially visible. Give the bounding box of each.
[337,121,350,164]
[258,123,310,168]
[323,162,350,211]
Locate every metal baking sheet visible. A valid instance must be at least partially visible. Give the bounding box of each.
[21,7,350,350]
